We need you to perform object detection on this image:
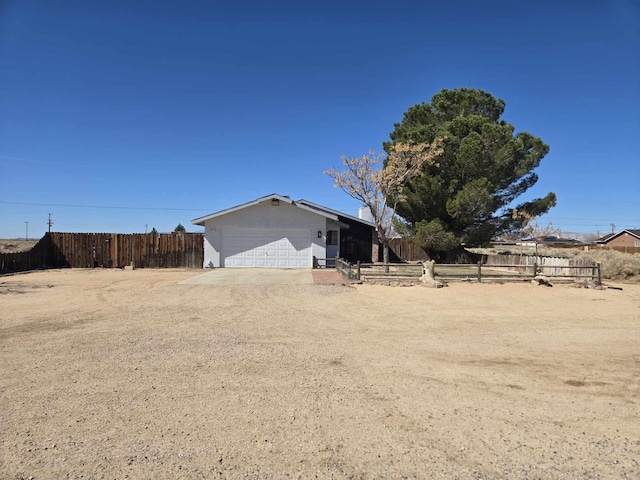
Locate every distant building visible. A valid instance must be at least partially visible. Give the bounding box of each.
[517,236,585,247]
[595,229,640,248]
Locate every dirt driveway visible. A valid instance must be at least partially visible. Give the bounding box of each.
[1,269,639,479]
[179,267,345,286]
[179,268,315,285]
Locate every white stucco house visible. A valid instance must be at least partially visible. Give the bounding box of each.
[191,193,377,268]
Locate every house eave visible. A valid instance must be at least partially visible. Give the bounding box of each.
[296,199,376,228]
[191,193,338,226]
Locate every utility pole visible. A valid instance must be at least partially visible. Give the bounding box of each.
[47,213,53,233]
[610,223,615,234]
[145,223,148,234]
[25,221,29,240]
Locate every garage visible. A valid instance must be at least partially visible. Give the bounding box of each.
[191,194,375,269]
[221,228,311,268]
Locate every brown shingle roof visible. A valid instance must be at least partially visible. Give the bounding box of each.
[597,229,640,244]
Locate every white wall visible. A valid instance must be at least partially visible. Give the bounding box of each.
[203,200,327,268]
[358,206,373,222]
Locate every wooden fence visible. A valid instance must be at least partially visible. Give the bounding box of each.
[387,238,431,262]
[484,254,597,278]
[0,232,204,274]
[334,257,600,284]
[0,234,55,274]
[335,258,360,281]
[547,245,640,255]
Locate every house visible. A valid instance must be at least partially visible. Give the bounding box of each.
[191,194,376,268]
[595,229,640,248]
[517,236,585,247]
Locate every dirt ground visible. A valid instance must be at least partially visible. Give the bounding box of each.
[1,269,639,479]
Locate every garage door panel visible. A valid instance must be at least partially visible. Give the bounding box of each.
[221,228,311,268]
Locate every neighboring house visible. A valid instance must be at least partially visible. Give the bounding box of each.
[595,229,640,248]
[516,236,585,247]
[594,233,615,244]
[191,194,376,268]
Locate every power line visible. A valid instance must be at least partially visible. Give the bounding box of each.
[545,222,637,227]
[2,200,636,229]
[0,200,208,212]
[542,217,639,222]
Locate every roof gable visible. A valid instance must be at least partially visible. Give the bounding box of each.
[191,193,338,226]
[595,233,616,243]
[597,229,640,243]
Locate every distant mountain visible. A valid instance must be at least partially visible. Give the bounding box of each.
[560,232,600,243]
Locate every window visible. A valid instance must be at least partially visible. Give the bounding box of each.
[327,230,338,246]
[635,240,640,247]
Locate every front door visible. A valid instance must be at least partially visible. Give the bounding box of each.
[326,230,339,266]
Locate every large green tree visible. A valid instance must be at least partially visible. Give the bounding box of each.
[384,88,556,258]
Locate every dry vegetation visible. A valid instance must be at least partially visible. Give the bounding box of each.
[0,239,38,253]
[542,247,640,281]
[471,246,640,282]
[1,269,639,479]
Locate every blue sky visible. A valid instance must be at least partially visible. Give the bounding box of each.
[1,0,638,239]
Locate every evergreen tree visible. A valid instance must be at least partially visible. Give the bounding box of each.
[385,88,556,259]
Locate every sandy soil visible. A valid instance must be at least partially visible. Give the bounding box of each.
[1,269,639,479]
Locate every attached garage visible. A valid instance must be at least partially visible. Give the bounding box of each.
[191,193,376,269]
[220,228,311,268]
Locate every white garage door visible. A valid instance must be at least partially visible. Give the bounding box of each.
[221,228,311,268]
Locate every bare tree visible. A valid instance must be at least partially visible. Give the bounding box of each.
[510,209,562,240]
[508,209,563,260]
[324,140,443,265]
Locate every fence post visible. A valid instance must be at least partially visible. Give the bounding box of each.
[477,261,482,283]
[357,260,361,281]
[533,262,538,277]
[596,262,602,286]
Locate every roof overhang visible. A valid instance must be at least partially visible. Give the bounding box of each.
[191,193,339,226]
[296,199,376,228]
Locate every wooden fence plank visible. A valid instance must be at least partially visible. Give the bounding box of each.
[1,232,204,274]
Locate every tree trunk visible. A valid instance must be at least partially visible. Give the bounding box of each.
[383,243,390,273]
[420,260,445,288]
